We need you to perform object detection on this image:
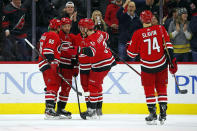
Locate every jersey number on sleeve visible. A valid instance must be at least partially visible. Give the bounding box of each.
[143,37,160,55]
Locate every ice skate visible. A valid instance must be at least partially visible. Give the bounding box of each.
[80,108,97,120]
[145,104,157,125]
[159,103,167,125]
[145,113,157,125]
[96,102,103,117]
[57,101,72,119]
[44,108,60,120]
[57,109,72,119]
[96,108,103,116]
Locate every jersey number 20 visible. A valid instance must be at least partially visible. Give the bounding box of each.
[143,37,160,55]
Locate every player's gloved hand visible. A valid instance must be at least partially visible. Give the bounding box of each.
[169,58,178,74]
[73,68,79,77]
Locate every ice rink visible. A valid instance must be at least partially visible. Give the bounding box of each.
[0,114,197,131]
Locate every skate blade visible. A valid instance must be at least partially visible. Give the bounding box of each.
[159,119,165,125]
[97,115,101,120]
[86,115,98,120]
[146,120,157,125]
[44,115,60,120]
[59,115,72,119]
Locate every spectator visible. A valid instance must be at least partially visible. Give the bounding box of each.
[35,0,57,43]
[151,14,159,26]
[91,10,107,32]
[104,0,123,57]
[137,0,159,17]
[57,1,80,35]
[189,1,197,62]
[117,0,142,61]
[0,0,4,60]
[164,8,178,31]
[91,0,109,17]
[170,0,191,20]
[168,8,192,62]
[52,0,86,18]
[2,0,32,61]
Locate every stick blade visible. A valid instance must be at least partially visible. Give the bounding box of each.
[179,89,188,94]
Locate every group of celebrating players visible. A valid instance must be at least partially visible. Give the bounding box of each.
[38,10,178,125]
[39,17,116,120]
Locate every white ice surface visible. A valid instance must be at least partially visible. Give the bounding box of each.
[0,114,197,131]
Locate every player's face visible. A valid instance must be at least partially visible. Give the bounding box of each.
[61,24,71,34]
[79,26,86,34]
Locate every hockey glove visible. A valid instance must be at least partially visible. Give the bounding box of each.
[169,58,178,74]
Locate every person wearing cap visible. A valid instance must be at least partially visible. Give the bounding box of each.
[57,1,80,34]
[168,7,192,62]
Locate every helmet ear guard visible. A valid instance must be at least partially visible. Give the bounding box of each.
[140,10,153,24]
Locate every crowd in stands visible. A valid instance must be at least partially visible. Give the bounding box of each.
[0,0,197,62]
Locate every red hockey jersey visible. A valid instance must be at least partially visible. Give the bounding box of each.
[39,31,61,72]
[74,33,91,74]
[127,25,173,73]
[59,30,77,69]
[84,30,116,72]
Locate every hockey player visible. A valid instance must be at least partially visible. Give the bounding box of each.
[57,17,78,119]
[68,18,116,119]
[74,19,92,113]
[127,10,178,125]
[39,19,62,119]
[76,19,105,117]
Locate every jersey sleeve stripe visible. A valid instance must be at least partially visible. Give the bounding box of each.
[127,50,138,58]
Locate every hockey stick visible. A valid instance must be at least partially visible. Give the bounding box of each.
[24,38,83,96]
[159,27,187,94]
[74,76,82,116]
[109,47,141,76]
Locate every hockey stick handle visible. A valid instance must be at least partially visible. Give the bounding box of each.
[109,47,141,76]
[25,38,35,49]
[24,38,83,96]
[159,27,187,94]
[74,76,82,114]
